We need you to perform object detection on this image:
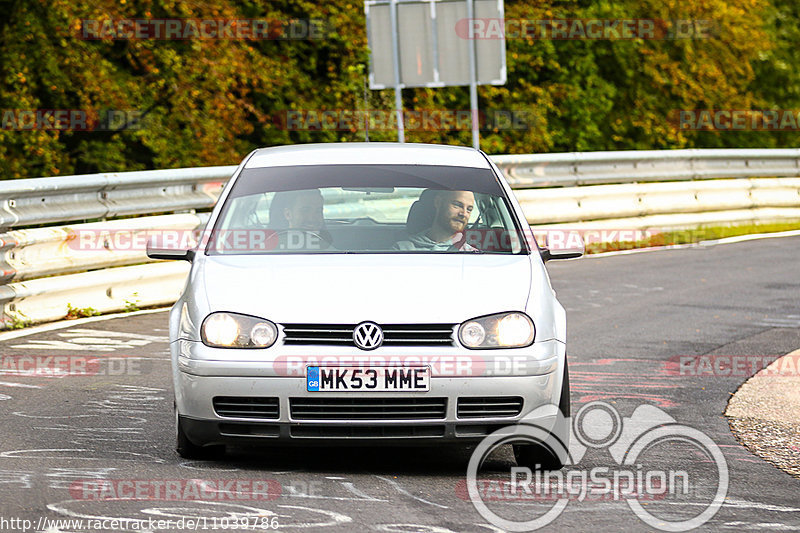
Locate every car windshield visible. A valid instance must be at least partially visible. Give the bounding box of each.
[207,164,529,255]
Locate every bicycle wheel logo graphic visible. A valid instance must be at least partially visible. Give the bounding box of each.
[466,401,729,532]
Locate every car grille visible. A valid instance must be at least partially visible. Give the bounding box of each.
[281,323,455,347]
[290,424,446,438]
[213,397,279,419]
[457,397,523,418]
[290,397,447,420]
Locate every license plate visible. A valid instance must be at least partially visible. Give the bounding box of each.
[306,366,430,392]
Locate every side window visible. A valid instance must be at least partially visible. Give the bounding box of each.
[252,193,272,225]
[220,193,267,229]
[472,194,500,227]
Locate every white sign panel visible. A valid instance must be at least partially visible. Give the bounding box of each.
[366,0,506,89]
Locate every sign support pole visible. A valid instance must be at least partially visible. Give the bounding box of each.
[389,0,405,142]
[466,0,479,149]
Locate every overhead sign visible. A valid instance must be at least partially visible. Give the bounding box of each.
[365,0,506,89]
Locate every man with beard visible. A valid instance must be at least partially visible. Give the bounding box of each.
[393,189,479,251]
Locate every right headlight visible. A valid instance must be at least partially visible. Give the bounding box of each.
[201,312,277,349]
[458,312,535,349]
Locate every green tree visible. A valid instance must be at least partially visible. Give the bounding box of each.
[0,0,797,179]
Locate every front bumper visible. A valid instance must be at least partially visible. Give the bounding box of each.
[173,339,565,446]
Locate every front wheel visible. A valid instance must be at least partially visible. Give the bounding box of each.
[513,360,570,470]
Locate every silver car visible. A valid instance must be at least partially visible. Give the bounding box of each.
[148,142,582,468]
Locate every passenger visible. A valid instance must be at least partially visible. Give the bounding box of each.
[393,190,478,251]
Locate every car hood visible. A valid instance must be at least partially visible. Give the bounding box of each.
[199,254,532,323]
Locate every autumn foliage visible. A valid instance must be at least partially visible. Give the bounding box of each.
[0,0,795,178]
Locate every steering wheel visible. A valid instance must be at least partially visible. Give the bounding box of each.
[273,229,333,250]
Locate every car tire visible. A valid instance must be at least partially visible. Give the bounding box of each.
[513,359,570,471]
[175,404,224,459]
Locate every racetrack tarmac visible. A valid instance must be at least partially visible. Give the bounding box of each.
[0,236,799,532]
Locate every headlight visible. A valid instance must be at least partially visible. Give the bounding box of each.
[458,312,534,349]
[201,312,277,348]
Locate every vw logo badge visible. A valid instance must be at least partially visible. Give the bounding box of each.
[353,321,384,350]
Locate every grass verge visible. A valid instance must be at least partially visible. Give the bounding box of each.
[582,221,800,254]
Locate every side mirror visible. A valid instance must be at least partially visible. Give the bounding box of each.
[540,247,584,262]
[538,231,584,262]
[146,235,195,261]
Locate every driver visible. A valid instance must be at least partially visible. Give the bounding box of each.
[270,189,334,250]
[393,190,478,251]
[283,189,324,231]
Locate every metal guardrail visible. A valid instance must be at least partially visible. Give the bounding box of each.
[0,214,209,284]
[493,148,800,187]
[517,177,800,224]
[0,166,230,230]
[1,148,799,329]
[2,148,799,230]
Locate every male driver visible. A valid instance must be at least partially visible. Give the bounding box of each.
[270,189,333,249]
[394,190,478,251]
[270,189,325,231]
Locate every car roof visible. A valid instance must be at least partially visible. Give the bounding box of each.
[245,142,491,169]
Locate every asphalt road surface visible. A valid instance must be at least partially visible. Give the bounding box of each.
[1,235,799,532]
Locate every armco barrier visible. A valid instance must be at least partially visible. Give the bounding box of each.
[492,148,800,187]
[0,166,229,229]
[1,148,799,328]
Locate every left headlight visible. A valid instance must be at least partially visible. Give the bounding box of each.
[201,312,277,349]
[458,312,535,349]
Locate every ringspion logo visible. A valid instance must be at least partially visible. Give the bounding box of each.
[464,402,728,531]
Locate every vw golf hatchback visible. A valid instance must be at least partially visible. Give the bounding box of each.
[148,143,581,468]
